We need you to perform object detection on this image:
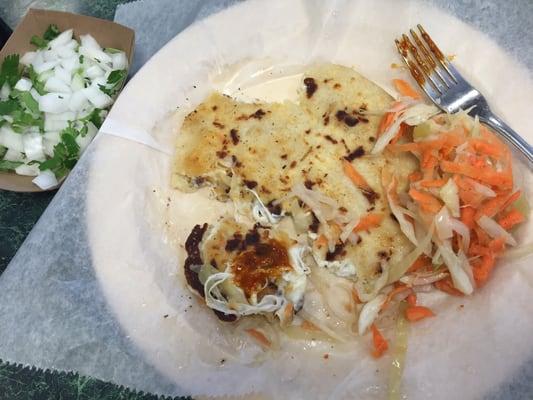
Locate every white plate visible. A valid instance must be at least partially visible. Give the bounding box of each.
[87,0,533,398]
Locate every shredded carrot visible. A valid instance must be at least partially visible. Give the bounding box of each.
[351,288,362,304]
[381,285,410,311]
[498,209,525,230]
[409,188,443,214]
[315,234,328,247]
[434,277,464,296]
[406,293,417,306]
[440,160,513,189]
[407,254,431,273]
[393,79,422,100]
[469,138,505,159]
[389,123,409,145]
[392,131,465,154]
[460,206,476,229]
[408,171,423,182]
[377,112,396,136]
[301,320,321,331]
[371,324,388,358]
[475,190,521,220]
[472,253,495,287]
[419,178,447,188]
[405,305,435,322]
[488,237,506,254]
[245,328,271,348]
[354,213,384,232]
[454,175,485,208]
[343,159,371,191]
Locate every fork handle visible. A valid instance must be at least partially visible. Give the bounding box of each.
[480,114,533,165]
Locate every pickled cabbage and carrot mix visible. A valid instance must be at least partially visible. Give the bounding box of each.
[172,64,528,357]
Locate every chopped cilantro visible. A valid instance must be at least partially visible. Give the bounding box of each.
[99,69,127,96]
[0,54,22,88]
[0,99,19,115]
[39,125,81,178]
[43,24,60,41]
[81,108,104,128]
[11,110,43,132]
[27,65,46,95]
[30,35,48,49]
[0,159,23,171]
[30,24,61,49]
[16,91,39,114]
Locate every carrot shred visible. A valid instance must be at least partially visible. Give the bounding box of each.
[409,188,443,214]
[488,237,506,254]
[405,305,435,322]
[406,293,417,306]
[315,234,328,247]
[441,160,512,188]
[343,159,371,191]
[389,123,409,145]
[393,79,422,99]
[407,254,431,273]
[472,253,495,287]
[377,112,396,137]
[245,328,271,348]
[371,324,388,358]
[381,285,410,311]
[419,178,447,188]
[354,213,384,232]
[498,209,525,230]
[460,206,476,229]
[475,190,521,220]
[434,277,464,296]
[301,320,321,331]
[408,171,423,182]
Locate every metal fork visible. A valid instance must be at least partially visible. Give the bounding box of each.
[395,24,533,165]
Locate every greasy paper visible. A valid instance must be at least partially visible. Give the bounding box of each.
[0,8,134,192]
[0,0,532,399]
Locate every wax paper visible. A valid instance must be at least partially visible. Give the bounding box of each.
[0,0,532,399]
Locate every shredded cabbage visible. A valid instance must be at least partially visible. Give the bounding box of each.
[247,188,283,225]
[358,293,387,335]
[477,215,517,246]
[439,179,460,217]
[438,240,473,295]
[386,178,418,245]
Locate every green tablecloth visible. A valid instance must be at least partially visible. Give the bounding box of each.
[0,2,183,399]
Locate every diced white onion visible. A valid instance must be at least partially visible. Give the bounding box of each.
[54,65,72,84]
[14,78,32,91]
[68,90,88,112]
[48,29,73,49]
[32,169,58,190]
[79,34,112,64]
[3,149,24,162]
[44,76,71,93]
[44,117,68,132]
[60,56,80,73]
[84,65,105,79]
[43,49,58,62]
[111,52,128,70]
[477,215,517,246]
[38,93,71,113]
[70,73,85,92]
[357,294,387,335]
[33,60,59,74]
[83,85,112,108]
[0,125,24,152]
[22,132,45,161]
[15,163,40,176]
[20,51,36,65]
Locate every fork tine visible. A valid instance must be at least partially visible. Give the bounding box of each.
[394,38,441,100]
[417,24,458,84]
[400,34,444,91]
[408,29,450,88]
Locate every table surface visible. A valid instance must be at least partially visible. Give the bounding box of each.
[0,0,532,399]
